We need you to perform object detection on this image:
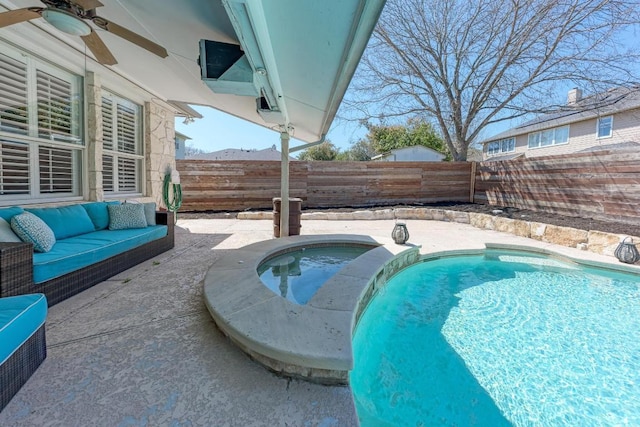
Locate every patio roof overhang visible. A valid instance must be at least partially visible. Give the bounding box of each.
[0,0,386,143]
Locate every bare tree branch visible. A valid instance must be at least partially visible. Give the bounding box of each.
[343,0,640,160]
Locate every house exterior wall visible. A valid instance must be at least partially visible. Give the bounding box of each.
[484,107,640,160]
[175,137,186,160]
[0,30,177,208]
[145,102,176,208]
[378,146,445,162]
[86,72,104,201]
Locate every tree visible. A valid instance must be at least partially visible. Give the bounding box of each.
[184,144,205,157]
[297,141,340,160]
[363,117,450,159]
[339,138,377,161]
[347,0,640,160]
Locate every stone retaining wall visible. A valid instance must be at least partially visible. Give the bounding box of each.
[237,208,639,260]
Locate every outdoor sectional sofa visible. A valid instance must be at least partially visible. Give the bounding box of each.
[0,202,175,306]
[0,293,47,411]
[0,202,174,413]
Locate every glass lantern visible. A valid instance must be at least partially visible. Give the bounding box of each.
[614,236,640,264]
[392,222,409,244]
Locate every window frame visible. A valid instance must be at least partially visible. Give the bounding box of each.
[0,44,84,205]
[597,116,613,139]
[101,90,144,196]
[487,137,515,156]
[527,125,569,149]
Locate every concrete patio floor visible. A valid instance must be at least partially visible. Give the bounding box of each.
[0,217,633,426]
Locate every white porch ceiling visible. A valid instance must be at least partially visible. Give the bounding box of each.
[0,0,385,142]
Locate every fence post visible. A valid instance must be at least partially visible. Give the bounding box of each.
[469,161,477,203]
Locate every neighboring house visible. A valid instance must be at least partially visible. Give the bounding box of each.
[482,86,640,160]
[174,132,191,160]
[189,145,294,161]
[371,146,446,162]
[0,1,383,209]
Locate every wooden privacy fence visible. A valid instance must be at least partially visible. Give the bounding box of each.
[177,150,640,225]
[474,149,640,225]
[176,160,472,211]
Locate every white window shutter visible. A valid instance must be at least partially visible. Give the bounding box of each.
[102,154,114,192]
[0,138,30,195]
[36,70,73,141]
[117,104,137,154]
[117,157,137,192]
[102,96,114,150]
[39,146,73,193]
[0,53,28,135]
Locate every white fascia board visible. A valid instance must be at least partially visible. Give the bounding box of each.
[222,0,287,125]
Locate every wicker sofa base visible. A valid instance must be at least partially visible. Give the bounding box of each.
[0,325,46,412]
[0,212,174,307]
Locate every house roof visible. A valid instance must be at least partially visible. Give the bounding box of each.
[188,145,293,161]
[174,131,192,141]
[1,0,385,144]
[371,145,446,160]
[481,152,524,162]
[485,86,640,143]
[577,141,640,153]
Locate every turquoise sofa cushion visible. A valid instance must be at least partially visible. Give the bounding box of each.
[32,225,168,283]
[143,202,156,226]
[27,205,96,240]
[0,293,47,365]
[81,201,121,230]
[0,206,24,222]
[11,212,57,253]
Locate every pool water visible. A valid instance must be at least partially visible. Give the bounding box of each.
[351,251,640,426]
[258,245,371,305]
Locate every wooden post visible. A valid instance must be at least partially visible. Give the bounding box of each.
[280,131,290,237]
[469,161,477,203]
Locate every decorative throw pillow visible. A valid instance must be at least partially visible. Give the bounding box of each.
[108,203,148,230]
[0,217,22,242]
[10,212,56,252]
[143,202,156,226]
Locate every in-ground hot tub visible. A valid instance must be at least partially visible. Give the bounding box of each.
[257,243,374,305]
[203,234,419,384]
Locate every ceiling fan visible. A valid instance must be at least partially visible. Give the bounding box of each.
[0,0,168,65]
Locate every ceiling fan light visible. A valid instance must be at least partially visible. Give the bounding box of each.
[42,9,91,36]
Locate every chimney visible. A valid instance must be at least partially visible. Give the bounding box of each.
[567,88,582,105]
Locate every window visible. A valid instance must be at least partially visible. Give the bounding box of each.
[102,92,142,194]
[597,116,613,138]
[0,46,83,202]
[487,137,515,156]
[528,125,569,149]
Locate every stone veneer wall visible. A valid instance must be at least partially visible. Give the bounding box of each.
[145,101,176,208]
[238,208,640,259]
[85,72,103,201]
[84,74,176,207]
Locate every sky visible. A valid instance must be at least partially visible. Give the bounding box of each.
[174,105,367,154]
[175,23,638,156]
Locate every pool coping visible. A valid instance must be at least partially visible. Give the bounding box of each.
[204,236,640,385]
[203,234,420,384]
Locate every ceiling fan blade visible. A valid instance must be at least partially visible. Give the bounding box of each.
[81,30,117,65]
[73,0,104,11]
[91,16,168,58]
[0,7,42,28]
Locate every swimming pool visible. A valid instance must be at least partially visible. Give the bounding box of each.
[258,244,372,305]
[351,250,640,426]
